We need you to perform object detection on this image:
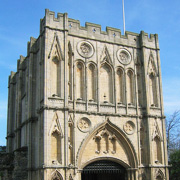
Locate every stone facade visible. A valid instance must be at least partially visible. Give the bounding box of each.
[3,9,169,180]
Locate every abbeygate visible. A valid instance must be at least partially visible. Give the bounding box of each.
[0,9,169,180]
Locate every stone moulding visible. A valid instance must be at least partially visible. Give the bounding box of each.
[42,9,159,50]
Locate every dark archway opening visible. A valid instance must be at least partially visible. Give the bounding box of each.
[81,160,126,180]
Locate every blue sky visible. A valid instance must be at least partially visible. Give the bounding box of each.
[0,0,180,145]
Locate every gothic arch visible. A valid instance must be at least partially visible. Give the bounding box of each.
[87,62,97,102]
[154,169,164,180]
[75,60,85,101]
[49,33,63,97]
[49,112,63,164]
[100,45,113,65]
[115,67,125,104]
[51,170,63,180]
[126,69,135,105]
[148,52,158,107]
[148,52,157,76]
[152,120,162,164]
[77,119,138,169]
[100,62,114,103]
[68,114,74,164]
[49,112,63,136]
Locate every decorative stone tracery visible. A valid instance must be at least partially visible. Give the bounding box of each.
[117,49,132,65]
[93,128,117,154]
[123,121,135,135]
[51,170,63,180]
[78,117,91,132]
[77,41,94,58]
[154,169,164,180]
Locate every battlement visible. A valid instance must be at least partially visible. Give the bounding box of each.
[40,9,159,49]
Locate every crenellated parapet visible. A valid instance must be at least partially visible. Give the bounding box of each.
[40,9,159,49]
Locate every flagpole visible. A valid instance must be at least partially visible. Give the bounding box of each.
[122,0,126,35]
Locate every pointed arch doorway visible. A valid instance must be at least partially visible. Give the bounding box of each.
[81,160,126,180]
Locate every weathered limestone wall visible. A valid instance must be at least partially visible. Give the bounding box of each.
[5,9,169,180]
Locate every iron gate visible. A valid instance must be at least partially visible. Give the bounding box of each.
[81,160,126,180]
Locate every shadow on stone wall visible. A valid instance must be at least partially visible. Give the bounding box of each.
[0,147,28,180]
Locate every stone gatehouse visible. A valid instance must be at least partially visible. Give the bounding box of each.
[2,9,169,180]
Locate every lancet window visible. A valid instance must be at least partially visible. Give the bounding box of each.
[49,34,63,97]
[126,70,134,105]
[148,53,158,107]
[50,114,63,164]
[76,61,85,100]
[116,68,124,104]
[153,136,162,163]
[149,73,158,107]
[51,56,61,97]
[51,129,61,164]
[100,63,113,103]
[68,116,74,165]
[87,63,96,102]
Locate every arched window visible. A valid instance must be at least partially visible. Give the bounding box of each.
[51,56,61,96]
[68,117,74,165]
[149,73,158,107]
[51,130,61,163]
[154,136,162,163]
[100,63,113,103]
[116,68,124,104]
[87,64,96,102]
[76,62,85,100]
[126,70,134,105]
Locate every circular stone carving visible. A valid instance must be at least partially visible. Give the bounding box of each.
[123,121,135,135]
[77,41,94,58]
[77,117,91,132]
[117,49,131,65]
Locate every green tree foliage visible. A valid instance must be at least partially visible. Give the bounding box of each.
[169,149,180,180]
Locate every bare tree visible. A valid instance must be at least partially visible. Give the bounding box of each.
[166,110,180,155]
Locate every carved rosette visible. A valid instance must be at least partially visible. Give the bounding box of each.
[77,41,94,58]
[117,49,132,65]
[123,121,135,135]
[77,117,91,132]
